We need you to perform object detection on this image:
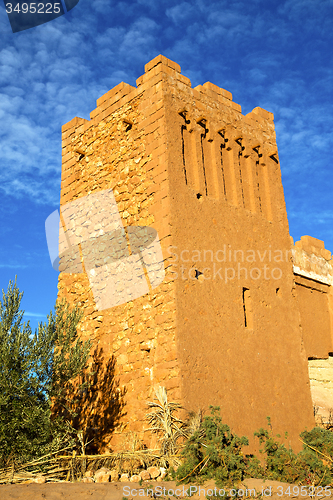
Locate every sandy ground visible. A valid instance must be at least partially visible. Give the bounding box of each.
[0,478,324,500]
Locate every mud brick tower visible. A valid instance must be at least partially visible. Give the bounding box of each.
[58,55,315,452]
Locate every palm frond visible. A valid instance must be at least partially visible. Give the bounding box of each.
[145,386,187,455]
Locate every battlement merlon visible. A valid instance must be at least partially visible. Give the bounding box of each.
[292,235,333,286]
[61,54,275,140]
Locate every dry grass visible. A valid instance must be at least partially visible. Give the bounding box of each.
[0,448,182,484]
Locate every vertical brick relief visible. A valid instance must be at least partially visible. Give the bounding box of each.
[217,130,227,199]
[177,111,276,220]
[252,146,274,222]
[252,146,263,216]
[178,110,201,191]
[179,111,188,186]
[266,151,286,224]
[223,132,239,207]
[260,149,273,222]
[239,139,256,213]
[197,119,209,196]
[235,138,246,209]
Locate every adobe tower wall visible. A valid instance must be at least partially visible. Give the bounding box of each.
[58,55,315,452]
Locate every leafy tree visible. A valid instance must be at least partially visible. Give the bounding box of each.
[0,279,92,464]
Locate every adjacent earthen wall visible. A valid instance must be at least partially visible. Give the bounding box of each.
[292,236,333,359]
[308,358,333,422]
[292,236,333,423]
[58,55,315,453]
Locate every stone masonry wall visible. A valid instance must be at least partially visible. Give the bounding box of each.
[59,57,183,451]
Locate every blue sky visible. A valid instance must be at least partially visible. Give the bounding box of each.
[0,0,332,331]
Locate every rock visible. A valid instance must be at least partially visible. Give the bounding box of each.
[95,473,110,483]
[139,470,151,481]
[147,466,160,479]
[110,470,119,481]
[84,470,94,478]
[82,477,94,483]
[34,476,46,484]
[159,467,167,479]
[130,474,141,482]
[94,468,111,480]
[120,473,129,482]
[94,470,111,483]
[97,467,110,473]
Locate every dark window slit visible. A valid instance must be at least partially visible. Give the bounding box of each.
[198,120,208,196]
[253,147,262,213]
[237,140,245,207]
[242,287,253,329]
[218,131,227,197]
[181,124,188,185]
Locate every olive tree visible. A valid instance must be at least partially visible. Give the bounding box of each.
[0,279,92,463]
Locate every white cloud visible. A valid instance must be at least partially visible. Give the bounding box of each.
[24,311,48,317]
[166,2,196,23]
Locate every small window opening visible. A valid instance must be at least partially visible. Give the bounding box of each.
[123,120,133,132]
[75,148,85,161]
[195,269,203,279]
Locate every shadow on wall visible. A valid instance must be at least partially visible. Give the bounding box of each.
[62,348,127,454]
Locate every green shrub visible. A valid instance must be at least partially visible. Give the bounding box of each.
[0,279,92,465]
[254,419,332,485]
[174,408,333,487]
[174,406,260,487]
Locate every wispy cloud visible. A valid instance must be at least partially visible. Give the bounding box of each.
[0,263,29,269]
[24,311,48,318]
